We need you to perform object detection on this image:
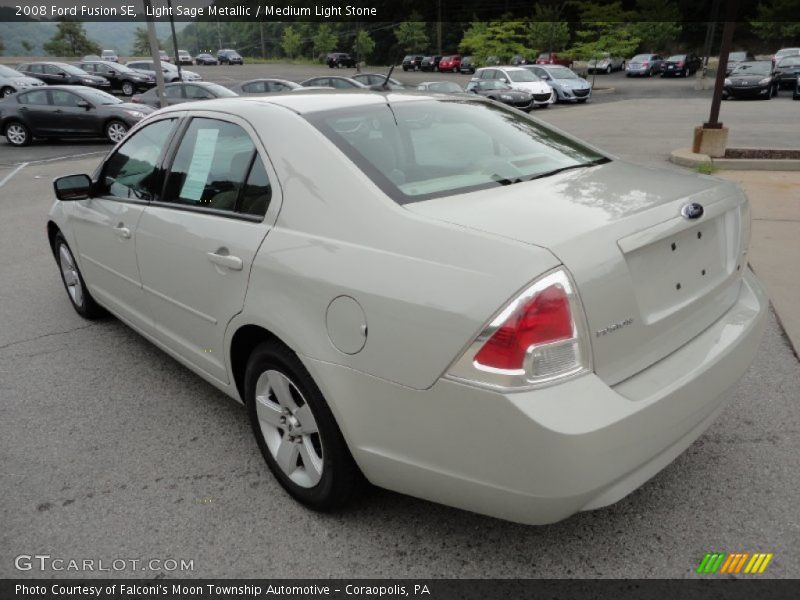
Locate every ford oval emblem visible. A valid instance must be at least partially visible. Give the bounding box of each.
[681,202,704,220]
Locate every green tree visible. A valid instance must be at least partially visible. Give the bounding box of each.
[313,24,337,59]
[395,14,429,53]
[527,3,570,56]
[281,26,302,59]
[751,0,800,46]
[131,27,153,56]
[21,40,34,54]
[353,30,375,64]
[459,19,532,65]
[43,21,101,57]
[630,0,681,53]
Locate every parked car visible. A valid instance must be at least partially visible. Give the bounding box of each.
[459,56,477,74]
[773,55,800,89]
[465,78,533,110]
[414,81,463,94]
[16,62,111,90]
[661,53,702,77]
[794,75,800,99]
[326,53,356,68]
[625,54,665,77]
[725,51,756,75]
[131,81,238,108]
[177,50,193,66]
[126,60,202,82]
[300,76,367,89]
[82,55,102,62]
[77,61,156,96]
[217,49,243,65]
[230,79,301,94]
[101,49,119,63]
[1,85,153,146]
[587,53,625,74]
[420,56,442,72]
[46,92,767,526]
[535,52,571,67]
[510,54,529,66]
[439,55,462,72]
[352,73,405,89]
[474,66,554,107]
[524,65,591,103]
[0,64,45,98]
[773,47,800,67]
[723,61,778,100]
[401,55,424,71]
[158,50,171,63]
[195,53,219,66]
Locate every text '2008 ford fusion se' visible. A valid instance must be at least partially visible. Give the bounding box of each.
[47,91,767,525]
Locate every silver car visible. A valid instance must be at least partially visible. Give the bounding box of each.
[0,64,45,98]
[588,53,625,74]
[47,92,767,525]
[523,65,592,103]
[626,54,665,77]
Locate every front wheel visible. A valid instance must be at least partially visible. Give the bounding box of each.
[53,232,105,319]
[5,121,30,146]
[1,86,15,98]
[606,65,612,74]
[121,81,134,96]
[245,341,362,510]
[105,120,128,144]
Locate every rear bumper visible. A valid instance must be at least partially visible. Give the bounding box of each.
[303,269,768,525]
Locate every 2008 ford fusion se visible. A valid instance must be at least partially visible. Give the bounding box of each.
[47,92,767,524]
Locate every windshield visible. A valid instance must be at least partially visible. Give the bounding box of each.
[306,100,607,204]
[507,70,539,82]
[0,65,23,77]
[474,80,511,91]
[631,54,652,62]
[81,89,122,105]
[778,56,800,67]
[61,64,91,76]
[729,52,747,61]
[731,62,771,76]
[547,67,578,79]
[776,48,800,58]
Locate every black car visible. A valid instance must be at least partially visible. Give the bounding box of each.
[420,56,442,71]
[725,51,756,75]
[16,62,111,90]
[794,76,800,100]
[77,61,155,96]
[229,78,301,94]
[774,55,800,89]
[460,56,477,74]
[661,53,702,77]
[0,85,154,146]
[299,76,367,89]
[131,82,238,109]
[465,79,534,111]
[326,53,356,68]
[217,49,243,65]
[402,55,424,71]
[195,53,219,66]
[723,61,778,100]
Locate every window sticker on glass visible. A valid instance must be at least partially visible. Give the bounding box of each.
[179,128,219,201]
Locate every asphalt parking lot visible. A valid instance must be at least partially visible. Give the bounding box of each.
[1,63,799,579]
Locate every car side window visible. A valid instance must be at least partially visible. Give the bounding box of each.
[44,65,63,75]
[242,82,264,93]
[28,64,42,74]
[185,85,212,99]
[98,118,177,201]
[165,85,183,98]
[162,118,256,213]
[239,156,272,217]
[17,89,49,105]
[51,90,82,107]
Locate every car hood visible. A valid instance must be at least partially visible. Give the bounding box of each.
[554,78,590,89]
[405,160,749,386]
[480,90,530,99]
[509,81,552,94]
[1,75,44,85]
[728,74,769,83]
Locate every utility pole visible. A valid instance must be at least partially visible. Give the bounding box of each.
[705,0,739,128]
[142,0,166,108]
[260,22,266,58]
[166,0,182,82]
[437,1,442,56]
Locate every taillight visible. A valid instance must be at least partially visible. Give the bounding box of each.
[677,61,685,67]
[643,61,649,67]
[446,268,591,390]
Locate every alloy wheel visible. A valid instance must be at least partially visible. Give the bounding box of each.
[58,244,84,308]
[106,121,128,143]
[1,86,14,98]
[122,82,134,96]
[6,123,28,145]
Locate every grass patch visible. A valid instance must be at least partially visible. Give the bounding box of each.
[696,162,719,175]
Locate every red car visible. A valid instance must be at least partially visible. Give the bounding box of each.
[438,55,462,72]
[535,52,571,67]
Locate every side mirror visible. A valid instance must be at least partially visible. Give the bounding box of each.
[54,174,92,201]
[76,100,91,110]
[500,77,508,83]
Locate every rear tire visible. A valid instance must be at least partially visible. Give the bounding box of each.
[245,341,363,511]
[53,232,105,319]
[5,121,30,146]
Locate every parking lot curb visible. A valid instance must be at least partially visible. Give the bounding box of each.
[670,148,800,171]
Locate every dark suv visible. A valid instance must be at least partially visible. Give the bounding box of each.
[217,49,243,65]
[77,61,155,95]
[420,56,442,71]
[326,53,356,68]
[661,53,702,77]
[402,55,424,71]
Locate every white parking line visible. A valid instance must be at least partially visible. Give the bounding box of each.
[0,162,28,187]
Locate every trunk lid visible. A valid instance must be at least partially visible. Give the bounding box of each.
[406,161,750,386]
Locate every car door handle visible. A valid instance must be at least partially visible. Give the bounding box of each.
[113,224,131,239]
[206,250,243,271]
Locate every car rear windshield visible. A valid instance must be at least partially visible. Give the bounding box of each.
[306,99,608,204]
[667,55,686,61]
[81,89,122,105]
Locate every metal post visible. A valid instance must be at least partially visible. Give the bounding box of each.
[142,0,166,109]
[437,1,442,56]
[705,1,738,128]
[166,0,182,81]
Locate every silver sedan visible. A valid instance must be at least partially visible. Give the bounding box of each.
[47,92,767,525]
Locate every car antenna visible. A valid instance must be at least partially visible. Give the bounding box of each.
[380,55,401,91]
